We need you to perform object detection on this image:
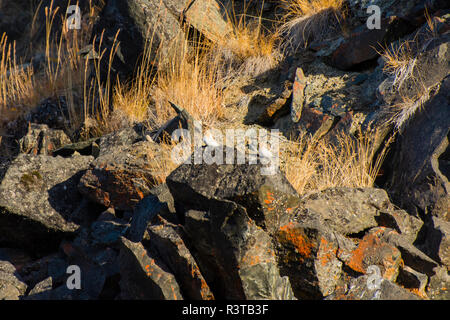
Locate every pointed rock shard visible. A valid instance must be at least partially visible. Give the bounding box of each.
[291,67,306,123]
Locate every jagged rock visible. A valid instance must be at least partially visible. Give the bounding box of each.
[18,254,68,290]
[118,237,183,300]
[327,274,421,300]
[24,283,100,300]
[274,216,406,298]
[375,208,423,244]
[151,103,199,144]
[0,154,93,254]
[19,124,71,156]
[291,67,307,122]
[166,146,298,232]
[53,138,100,158]
[78,140,171,211]
[90,220,129,246]
[427,266,450,300]
[166,155,297,299]
[289,104,337,140]
[378,33,450,107]
[397,266,428,295]
[329,16,415,70]
[50,239,117,300]
[300,187,393,235]
[386,76,450,221]
[341,228,402,282]
[274,219,334,299]
[184,207,295,300]
[314,233,344,297]
[373,227,438,276]
[245,80,292,126]
[28,277,53,296]
[126,195,164,243]
[145,215,214,300]
[0,261,27,300]
[97,124,146,157]
[418,217,450,268]
[148,183,178,224]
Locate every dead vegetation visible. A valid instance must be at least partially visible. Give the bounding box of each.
[380,11,441,130]
[0,0,437,189]
[282,129,392,195]
[279,0,346,51]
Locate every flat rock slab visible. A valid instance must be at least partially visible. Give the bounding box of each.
[301,187,391,235]
[0,154,93,254]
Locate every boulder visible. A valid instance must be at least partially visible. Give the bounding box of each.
[118,237,183,300]
[427,266,450,300]
[341,228,402,282]
[418,217,450,268]
[0,261,27,300]
[301,187,406,236]
[245,80,292,126]
[274,220,336,299]
[183,206,295,300]
[126,195,164,243]
[19,124,71,156]
[146,215,214,300]
[0,154,93,254]
[166,154,297,299]
[78,140,171,211]
[166,146,298,232]
[386,76,450,221]
[329,17,415,70]
[28,277,53,296]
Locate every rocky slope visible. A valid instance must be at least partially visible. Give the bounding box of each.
[0,0,448,300]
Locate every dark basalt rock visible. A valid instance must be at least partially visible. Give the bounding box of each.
[0,154,93,255]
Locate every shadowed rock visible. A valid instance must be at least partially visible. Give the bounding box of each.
[0,154,93,254]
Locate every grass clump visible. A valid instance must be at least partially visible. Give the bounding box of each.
[279,0,346,51]
[282,129,391,195]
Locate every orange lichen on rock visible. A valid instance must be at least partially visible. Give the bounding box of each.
[346,233,401,281]
[240,242,274,267]
[277,222,315,258]
[264,190,275,205]
[318,236,338,267]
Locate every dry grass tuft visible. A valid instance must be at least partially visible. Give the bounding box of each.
[279,0,346,51]
[150,37,227,130]
[0,0,107,139]
[381,40,418,91]
[211,2,280,79]
[389,84,432,130]
[380,12,441,131]
[282,129,391,195]
[0,34,38,114]
[147,138,180,184]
